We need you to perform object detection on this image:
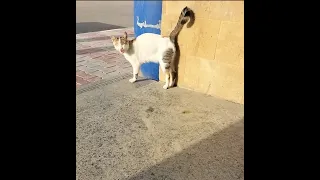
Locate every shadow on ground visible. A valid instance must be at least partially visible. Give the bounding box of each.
[76,22,124,34]
[126,118,244,180]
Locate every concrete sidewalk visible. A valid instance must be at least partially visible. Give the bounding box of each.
[76,78,244,180]
[76,27,135,88]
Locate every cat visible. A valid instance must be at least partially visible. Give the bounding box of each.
[111,6,193,89]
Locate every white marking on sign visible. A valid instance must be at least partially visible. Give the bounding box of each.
[136,16,161,29]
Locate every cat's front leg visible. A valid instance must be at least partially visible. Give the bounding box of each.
[129,63,140,83]
[129,75,138,83]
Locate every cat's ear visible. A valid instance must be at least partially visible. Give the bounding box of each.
[123,32,127,39]
[111,36,116,42]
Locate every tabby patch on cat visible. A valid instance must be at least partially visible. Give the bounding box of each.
[111,6,194,89]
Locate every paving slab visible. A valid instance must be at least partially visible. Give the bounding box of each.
[76,28,135,88]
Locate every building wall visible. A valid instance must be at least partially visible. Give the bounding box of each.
[160,1,244,104]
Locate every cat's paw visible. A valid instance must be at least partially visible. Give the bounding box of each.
[163,84,169,89]
[129,78,137,83]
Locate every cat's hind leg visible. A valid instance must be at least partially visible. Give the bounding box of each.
[159,61,170,89]
[161,48,175,89]
[169,69,174,87]
[163,71,170,89]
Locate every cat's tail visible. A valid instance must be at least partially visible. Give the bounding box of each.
[169,6,194,43]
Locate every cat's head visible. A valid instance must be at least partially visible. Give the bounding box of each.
[111,32,129,53]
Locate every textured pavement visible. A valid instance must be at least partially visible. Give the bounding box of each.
[76,27,135,88]
[76,78,244,180]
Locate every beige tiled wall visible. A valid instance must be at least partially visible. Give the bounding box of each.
[160,1,244,104]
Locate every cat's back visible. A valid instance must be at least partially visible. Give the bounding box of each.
[132,33,174,62]
[136,33,163,41]
[135,33,173,50]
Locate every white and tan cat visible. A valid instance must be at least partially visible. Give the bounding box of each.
[111,6,193,89]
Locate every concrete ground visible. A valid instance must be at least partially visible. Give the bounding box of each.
[76,1,133,34]
[76,78,244,180]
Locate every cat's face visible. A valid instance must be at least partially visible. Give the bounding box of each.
[111,32,129,53]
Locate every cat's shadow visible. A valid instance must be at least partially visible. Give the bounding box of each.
[172,10,195,87]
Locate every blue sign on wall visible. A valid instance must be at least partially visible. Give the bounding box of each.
[134,0,162,81]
